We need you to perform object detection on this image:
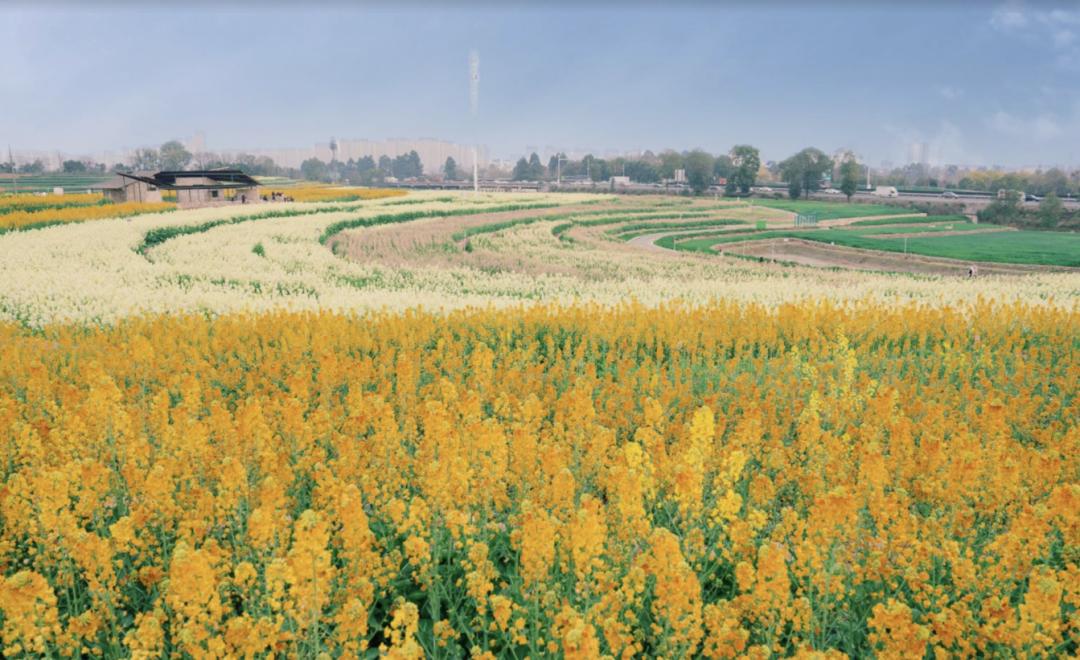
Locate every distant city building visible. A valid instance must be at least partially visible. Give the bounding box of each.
[184,132,206,155]
[907,141,929,165]
[673,169,687,183]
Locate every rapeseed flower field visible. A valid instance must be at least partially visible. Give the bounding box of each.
[0,302,1075,657]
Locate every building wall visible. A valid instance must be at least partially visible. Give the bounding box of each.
[123,181,162,203]
[177,189,212,206]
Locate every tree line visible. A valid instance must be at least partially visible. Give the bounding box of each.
[1,140,291,178]
[509,146,763,195]
[507,145,870,201]
[978,189,1075,230]
[865,163,1080,198]
[299,151,424,185]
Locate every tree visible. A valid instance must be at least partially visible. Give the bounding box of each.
[392,151,422,179]
[684,150,715,194]
[589,157,610,182]
[300,157,330,182]
[779,148,832,200]
[159,140,192,171]
[729,145,760,193]
[978,190,1022,225]
[378,155,392,176]
[443,156,458,181]
[527,153,545,180]
[1038,191,1064,228]
[713,154,735,180]
[658,151,683,180]
[18,160,44,174]
[625,160,659,183]
[132,148,159,171]
[511,157,530,181]
[839,159,860,202]
[62,160,87,173]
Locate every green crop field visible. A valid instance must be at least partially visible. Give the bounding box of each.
[667,217,1080,267]
[0,173,113,193]
[749,199,917,220]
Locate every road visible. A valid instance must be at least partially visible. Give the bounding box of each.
[812,191,1080,212]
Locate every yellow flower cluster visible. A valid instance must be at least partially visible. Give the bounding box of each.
[0,301,1075,657]
[0,200,175,231]
[0,192,105,212]
[262,185,407,202]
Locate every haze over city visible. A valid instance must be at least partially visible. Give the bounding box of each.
[4,2,1080,168]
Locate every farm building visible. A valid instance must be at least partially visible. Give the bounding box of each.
[93,170,261,207]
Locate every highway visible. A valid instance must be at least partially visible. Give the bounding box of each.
[813,191,1080,212]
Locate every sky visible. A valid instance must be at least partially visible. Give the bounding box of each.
[2,2,1080,168]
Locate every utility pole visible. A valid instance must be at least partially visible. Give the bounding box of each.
[8,145,16,194]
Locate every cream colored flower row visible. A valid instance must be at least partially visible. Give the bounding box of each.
[0,191,1077,325]
[0,192,580,324]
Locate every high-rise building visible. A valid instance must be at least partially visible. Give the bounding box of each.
[907,141,929,165]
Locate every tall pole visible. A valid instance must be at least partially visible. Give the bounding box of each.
[469,50,480,195]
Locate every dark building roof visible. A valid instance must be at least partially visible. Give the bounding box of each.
[109,169,260,190]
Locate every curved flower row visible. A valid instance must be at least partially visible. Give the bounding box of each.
[1,191,1076,326]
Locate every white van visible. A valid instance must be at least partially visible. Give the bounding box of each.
[872,186,899,198]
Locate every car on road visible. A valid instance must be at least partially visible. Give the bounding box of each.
[1024,193,1042,202]
[823,188,841,195]
[872,186,899,198]
[751,187,783,198]
[941,191,958,199]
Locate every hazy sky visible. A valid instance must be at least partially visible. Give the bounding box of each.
[3,2,1080,167]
